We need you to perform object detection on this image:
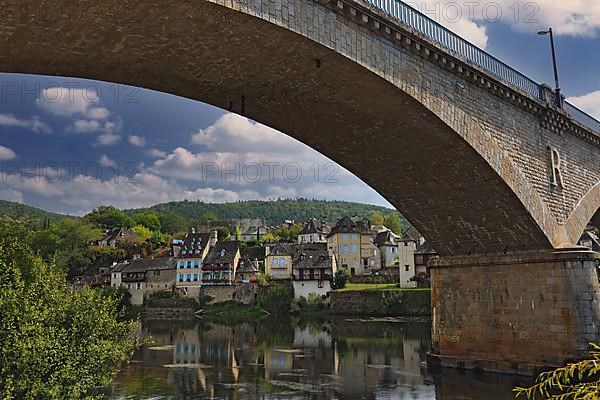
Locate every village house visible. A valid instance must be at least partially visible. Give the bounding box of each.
[326,216,379,276]
[297,218,330,244]
[264,242,293,279]
[414,241,437,275]
[235,256,260,283]
[176,230,217,297]
[97,227,140,248]
[201,241,241,286]
[373,229,417,288]
[111,257,177,305]
[291,248,337,299]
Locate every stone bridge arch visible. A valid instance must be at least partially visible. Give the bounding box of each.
[2,0,596,255]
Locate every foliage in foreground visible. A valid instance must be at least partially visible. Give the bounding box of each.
[0,222,138,400]
[514,344,600,399]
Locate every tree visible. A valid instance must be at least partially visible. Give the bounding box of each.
[0,221,137,399]
[259,232,279,243]
[331,268,350,290]
[84,205,133,229]
[158,211,188,234]
[514,344,600,399]
[215,226,231,241]
[371,211,385,226]
[132,224,153,242]
[384,214,404,234]
[259,284,293,314]
[131,211,161,232]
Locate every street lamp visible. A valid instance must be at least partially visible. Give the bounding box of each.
[538,28,562,109]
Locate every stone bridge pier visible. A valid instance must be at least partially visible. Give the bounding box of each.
[428,249,600,375]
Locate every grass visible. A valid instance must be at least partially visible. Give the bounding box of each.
[201,301,267,324]
[335,283,430,292]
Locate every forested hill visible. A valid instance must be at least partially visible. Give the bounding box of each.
[0,199,69,226]
[132,199,406,227]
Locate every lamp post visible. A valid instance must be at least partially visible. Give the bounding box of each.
[538,28,562,109]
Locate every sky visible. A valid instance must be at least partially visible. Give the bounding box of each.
[0,0,599,216]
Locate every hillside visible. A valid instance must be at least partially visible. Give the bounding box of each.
[0,200,70,226]
[131,199,406,227]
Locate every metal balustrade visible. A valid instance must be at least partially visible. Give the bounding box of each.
[363,0,600,135]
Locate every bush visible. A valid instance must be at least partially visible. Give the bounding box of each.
[259,284,293,314]
[331,268,350,290]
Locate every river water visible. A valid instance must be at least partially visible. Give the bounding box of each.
[106,317,532,399]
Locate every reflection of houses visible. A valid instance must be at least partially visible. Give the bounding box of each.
[176,230,217,297]
[297,218,330,244]
[111,257,177,305]
[264,242,293,280]
[97,227,140,248]
[201,241,241,286]
[292,247,336,299]
[327,216,379,276]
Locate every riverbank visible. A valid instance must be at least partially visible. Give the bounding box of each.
[331,287,431,317]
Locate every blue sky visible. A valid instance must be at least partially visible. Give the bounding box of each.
[0,1,599,215]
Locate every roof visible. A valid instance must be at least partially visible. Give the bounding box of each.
[268,242,292,256]
[580,230,600,252]
[292,249,334,269]
[299,219,330,235]
[326,216,370,237]
[204,241,241,264]
[98,227,128,242]
[402,226,422,242]
[178,232,212,257]
[415,241,436,256]
[374,230,399,247]
[115,257,177,273]
[237,257,259,273]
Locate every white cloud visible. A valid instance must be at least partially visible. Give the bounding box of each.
[99,155,117,167]
[146,148,167,158]
[0,188,24,203]
[568,90,600,120]
[0,145,16,160]
[0,113,52,133]
[95,133,122,146]
[129,135,146,147]
[37,87,110,119]
[67,118,123,135]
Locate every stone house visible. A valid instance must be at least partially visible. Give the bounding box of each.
[297,218,330,244]
[97,227,140,248]
[264,242,293,279]
[201,241,241,286]
[326,216,379,276]
[111,257,177,305]
[235,256,260,283]
[374,228,418,288]
[414,241,437,275]
[291,249,336,299]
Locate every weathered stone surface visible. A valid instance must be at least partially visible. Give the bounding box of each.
[330,289,431,316]
[430,249,600,374]
[0,0,598,255]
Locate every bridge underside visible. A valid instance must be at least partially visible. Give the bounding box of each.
[1,0,598,375]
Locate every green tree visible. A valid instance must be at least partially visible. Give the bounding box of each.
[514,344,600,399]
[331,268,350,290]
[132,224,153,242]
[215,226,231,240]
[259,284,294,314]
[384,214,404,234]
[371,211,385,226]
[0,221,137,399]
[131,211,161,232]
[158,211,188,234]
[84,205,133,229]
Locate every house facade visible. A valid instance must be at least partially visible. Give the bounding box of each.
[297,219,330,244]
[326,216,379,276]
[292,249,337,299]
[235,257,260,283]
[176,230,217,297]
[97,227,140,248]
[111,257,177,305]
[374,229,417,288]
[201,241,241,286]
[264,242,293,280]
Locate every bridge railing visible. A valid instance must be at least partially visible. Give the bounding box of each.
[365,0,600,135]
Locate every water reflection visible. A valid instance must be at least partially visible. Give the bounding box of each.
[107,318,530,399]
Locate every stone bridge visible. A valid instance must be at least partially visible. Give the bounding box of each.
[1,0,598,374]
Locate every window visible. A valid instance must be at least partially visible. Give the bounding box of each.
[272,258,278,266]
[342,233,349,241]
[342,245,349,254]
[188,261,193,268]
[178,274,184,282]
[193,274,199,281]
[186,274,191,282]
[351,245,357,253]
[279,258,284,266]
[318,280,324,288]
[352,233,358,240]
[405,265,410,272]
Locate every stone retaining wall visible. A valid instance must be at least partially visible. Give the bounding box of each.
[330,289,430,317]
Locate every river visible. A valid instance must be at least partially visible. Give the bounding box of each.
[106,317,532,399]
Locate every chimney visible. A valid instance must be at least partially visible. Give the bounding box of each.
[210,229,218,247]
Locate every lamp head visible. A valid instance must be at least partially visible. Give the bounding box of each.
[537,30,549,35]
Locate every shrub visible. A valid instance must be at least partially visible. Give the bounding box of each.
[331,268,350,290]
[259,284,293,314]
